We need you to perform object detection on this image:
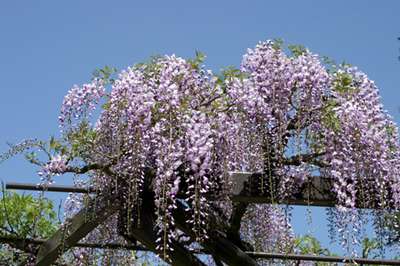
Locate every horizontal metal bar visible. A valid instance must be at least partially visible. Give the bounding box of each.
[6,182,94,193]
[0,236,398,265]
[248,252,400,265]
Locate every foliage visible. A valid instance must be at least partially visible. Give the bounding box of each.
[361,237,382,260]
[92,65,118,85]
[0,190,58,239]
[295,235,333,256]
[0,190,59,265]
[294,235,335,266]
[288,44,308,58]
[382,211,400,246]
[0,190,148,265]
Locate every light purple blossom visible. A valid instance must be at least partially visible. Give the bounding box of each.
[38,155,68,184]
[59,79,105,130]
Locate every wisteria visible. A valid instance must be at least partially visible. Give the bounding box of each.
[59,79,105,130]
[37,155,68,185]
[241,204,294,252]
[184,111,214,240]
[7,39,400,264]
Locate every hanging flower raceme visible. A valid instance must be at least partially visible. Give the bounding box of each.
[229,41,330,199]
[322,67,400,210]
[59,79,105,130]
[240,41,293,125]
[241,204,294,253]
[184,111,214,241]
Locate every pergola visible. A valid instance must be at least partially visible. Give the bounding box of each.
[4,172,400,265]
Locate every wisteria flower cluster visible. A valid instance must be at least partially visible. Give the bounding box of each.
[37,154,68,184]
[59,79,105,130]
[29,40,400,261]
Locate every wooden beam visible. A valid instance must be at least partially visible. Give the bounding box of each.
[34,189,206,265]
[0,235,148,251]
[36,196,119,266]
[120,201,207,266]
[230,172,334,207]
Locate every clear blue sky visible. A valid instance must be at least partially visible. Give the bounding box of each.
[1,0,399,257]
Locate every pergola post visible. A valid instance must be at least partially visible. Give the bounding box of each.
[36,197,119,266]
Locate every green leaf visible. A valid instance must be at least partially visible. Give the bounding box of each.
[321,99,341,132]
[288,44,307,57]
[271,38,284,50]
[92,65,118,85]
[188,50,207,70]
[0,191,59,239]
